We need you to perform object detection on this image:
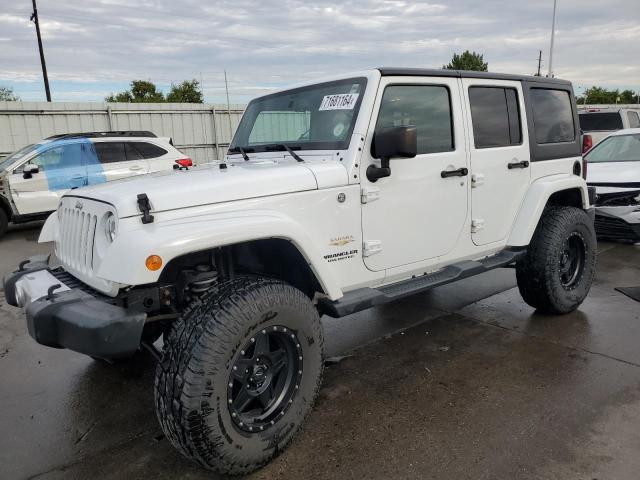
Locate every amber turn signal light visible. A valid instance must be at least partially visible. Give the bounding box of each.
[145,255,163,271]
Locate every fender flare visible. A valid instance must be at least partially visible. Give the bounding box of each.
[508,174,590,247]
[96,210,344,300]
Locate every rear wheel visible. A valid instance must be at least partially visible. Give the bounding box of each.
[154,276,324,475]
[0,209,8,239]
[516,206,597,314]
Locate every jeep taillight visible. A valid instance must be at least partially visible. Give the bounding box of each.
[582,134,593,154]
[175,158,193,168]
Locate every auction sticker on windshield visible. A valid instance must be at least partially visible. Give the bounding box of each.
[319,93,359,111]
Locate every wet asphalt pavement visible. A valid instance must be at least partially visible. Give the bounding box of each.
[1,223,640,480]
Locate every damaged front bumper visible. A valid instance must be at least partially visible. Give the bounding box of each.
[592,189,640,242]
[3,256,146,360]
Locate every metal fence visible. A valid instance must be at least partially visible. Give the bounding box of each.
[0,101,246,164]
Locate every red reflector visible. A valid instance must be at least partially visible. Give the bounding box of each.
[175,158,193,168]
[582,134,593,154]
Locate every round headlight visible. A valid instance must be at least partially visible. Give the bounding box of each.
[105,212,117,242]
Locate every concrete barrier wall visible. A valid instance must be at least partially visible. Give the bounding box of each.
[0,101,246,164]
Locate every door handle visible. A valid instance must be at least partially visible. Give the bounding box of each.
[129,165,143,171]
[507,160,529,169]
[70,174,84,179]
[441,167,468,178]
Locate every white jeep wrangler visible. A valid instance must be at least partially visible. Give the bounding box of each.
[4,68,597,475]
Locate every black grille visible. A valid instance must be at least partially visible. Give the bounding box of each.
[50,268,118,304]
[594,215,640,241]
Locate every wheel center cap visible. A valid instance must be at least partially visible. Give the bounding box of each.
[250,365,269,388]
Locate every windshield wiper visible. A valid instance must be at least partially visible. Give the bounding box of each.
[228,146,253,161]
[264,144,305,163]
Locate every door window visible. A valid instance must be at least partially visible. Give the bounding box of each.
[30,143,83,171]
[468,87,522,148]
[627,111,640,128]
[94,142,126,163]
[125,142,144,160]
[530,89,575,144]
[132,142,168,159]
[374,85,454,155]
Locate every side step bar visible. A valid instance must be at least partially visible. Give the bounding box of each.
[318,248,526,318]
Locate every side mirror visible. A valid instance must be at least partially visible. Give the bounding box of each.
[367,126,417,182]
[22,164,40,179]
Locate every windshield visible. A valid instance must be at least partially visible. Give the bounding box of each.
[230,77,367,153]
[579,112,623,131]
[0,143,41,171]
[585,134,640,163]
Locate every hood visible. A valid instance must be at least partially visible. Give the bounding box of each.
[66,159,347,218]
[587,161,640,193]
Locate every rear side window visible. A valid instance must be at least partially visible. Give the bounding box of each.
[627,111,640,128]
[125,142,144,160]
[579,112,624,131]
[132,142,168,159]
[468,87,521,148]
[530,89,575,143]
[94,142,126,164]
[375,85,454,155]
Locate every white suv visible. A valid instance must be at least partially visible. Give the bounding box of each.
[0,131,191,238]
[4,69,597,475]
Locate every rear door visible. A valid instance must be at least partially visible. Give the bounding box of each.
[132,141,172,173]
[461,79,531,246]
[90,141,150,184]
[8,140,87,215]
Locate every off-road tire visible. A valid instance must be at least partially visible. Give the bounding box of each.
[0,209,8,239]
[516,206,596,314]
[154,276,324,475]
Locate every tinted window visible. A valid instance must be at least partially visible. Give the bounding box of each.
[585,134,640,163]
[95,142,126,164]
[627,111,640,128]
[469,87,522,148]
[374,85,453,155]
[133,142,167,159]
[579,112,623,131]
[125,142,144,160]
[31,143,83,171]
[531,89,575,143]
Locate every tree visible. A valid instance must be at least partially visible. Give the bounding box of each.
[0,86,20,101]
[106,80,165,103]
[576,86,639,105]
[166,79,203,103]
[443,50,488,71]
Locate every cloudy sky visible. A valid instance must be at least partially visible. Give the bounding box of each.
[1,0,639,103]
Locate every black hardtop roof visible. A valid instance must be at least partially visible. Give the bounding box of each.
[377,67,572,86]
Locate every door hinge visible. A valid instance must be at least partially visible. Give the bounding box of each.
[471,173,485,188]
[471,219,485,233]
[363,239,383,257]
[361,186,381,204]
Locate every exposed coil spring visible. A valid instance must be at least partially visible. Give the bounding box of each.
[188,274,218,294]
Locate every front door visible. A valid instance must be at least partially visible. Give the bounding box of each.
[461,79,531,246]
[8,140,87,215]
[361,77,469,272]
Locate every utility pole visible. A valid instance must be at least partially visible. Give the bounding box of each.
[536,50,542,76]
[224,70,232,139]
[30,0,51,101]
[548,0,558,77]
